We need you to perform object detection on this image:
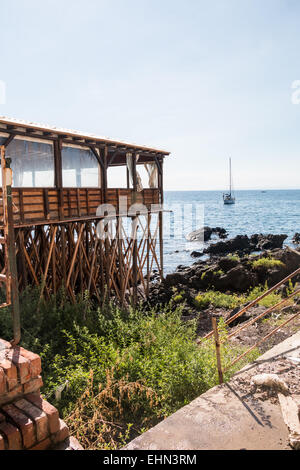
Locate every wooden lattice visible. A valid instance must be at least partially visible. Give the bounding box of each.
[1,214,162,305]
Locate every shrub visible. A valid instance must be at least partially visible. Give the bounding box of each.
[194,285,283,311]
[213,270,224,277]
[0,288,260,449]
[252,257,285,271]
[245,285,282,308]
[194,291,241,310]
[227,254,240,263]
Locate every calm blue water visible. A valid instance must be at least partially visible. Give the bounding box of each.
[163,190,300,274]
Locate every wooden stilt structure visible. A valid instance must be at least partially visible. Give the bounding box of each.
[0,117,170,311]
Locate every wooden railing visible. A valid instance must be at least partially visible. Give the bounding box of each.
[0,188,160,227]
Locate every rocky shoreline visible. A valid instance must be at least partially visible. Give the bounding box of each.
[146,230,300,338]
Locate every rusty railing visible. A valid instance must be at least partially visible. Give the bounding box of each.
[204,266,300,384]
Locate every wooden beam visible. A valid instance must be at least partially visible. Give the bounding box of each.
[107,150,119,167]
[89,146,104,170]
[3,134,15,148]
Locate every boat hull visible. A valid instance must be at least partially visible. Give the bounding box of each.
[224,199,235,205]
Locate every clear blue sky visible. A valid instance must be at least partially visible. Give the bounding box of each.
[1,0,300,190]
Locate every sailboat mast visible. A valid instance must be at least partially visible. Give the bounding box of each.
[229,158,232,195]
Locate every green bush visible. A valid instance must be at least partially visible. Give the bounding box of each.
[0,288,259,449]
[227,254,240,263]
[194,285,283,311]
[244,285,282,308]
[194,291,241,310]
[252,257,285,270]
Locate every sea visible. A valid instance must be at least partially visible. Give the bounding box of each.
[162,190,300,274]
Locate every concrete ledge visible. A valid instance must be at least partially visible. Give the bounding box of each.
[125,331,300,450]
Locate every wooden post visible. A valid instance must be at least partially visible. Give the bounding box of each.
[101,146,108,203]
[158,156,164,279]
[212,316,224,385]
[54,138,63,220]
[146,211,151,297]
[127,167,130,189]
[132,153,138,305]
[1,147,21,346]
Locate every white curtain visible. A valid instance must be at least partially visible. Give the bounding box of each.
[62,145,99,187]
[6,138,54,187]
[144,163,158,188]
[126,153,143,192]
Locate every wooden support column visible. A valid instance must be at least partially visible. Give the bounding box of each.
[1,147,20,346]
[54,138,63,220]
[101,146,108,203]
[132,153,138,305]
[127,167,130,189]
[158,156,164,279]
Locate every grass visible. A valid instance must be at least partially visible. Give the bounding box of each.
[227,254,240,263]
[251,257,285,270]
[194,285,284,311]
[0,287,259,450]
[194,291,241,310]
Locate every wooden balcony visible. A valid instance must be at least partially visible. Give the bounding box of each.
[0,187,160,228]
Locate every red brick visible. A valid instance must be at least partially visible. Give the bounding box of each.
[26,394,60,434]
[51,419,69,445]
[19,348,42,377]
[0,385,23,406]
[14,399,49,442]
[0,433,5,450]
[0,359,18,390]
[30,437,51,451]
[0,368,6,395]
[7,350,31,384]
[0,339,11,350]
[2,404,35,449]
[23,376,43,395]
[0,421,22,450]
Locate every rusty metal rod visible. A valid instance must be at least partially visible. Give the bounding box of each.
[223,287,300,343]
[204,266,300,340]
[223,310,300,373]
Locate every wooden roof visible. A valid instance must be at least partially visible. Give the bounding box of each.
[0,116,170,156]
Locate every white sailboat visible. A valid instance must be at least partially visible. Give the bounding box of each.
[223,158,235,205]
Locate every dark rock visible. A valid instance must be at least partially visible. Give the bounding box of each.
[164,272,188,287]
[204,235,251,255]
[218,256,240,272]
[292,233,300,244]
[228,304,267,327]
[213,227,228,239]
[257,234,288,250]
[250,234,288,251]
[204,233,288,257]
[217,265,257,292]
[186,226,228,243]
[191,251,203,258]
[263,248,300,286]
